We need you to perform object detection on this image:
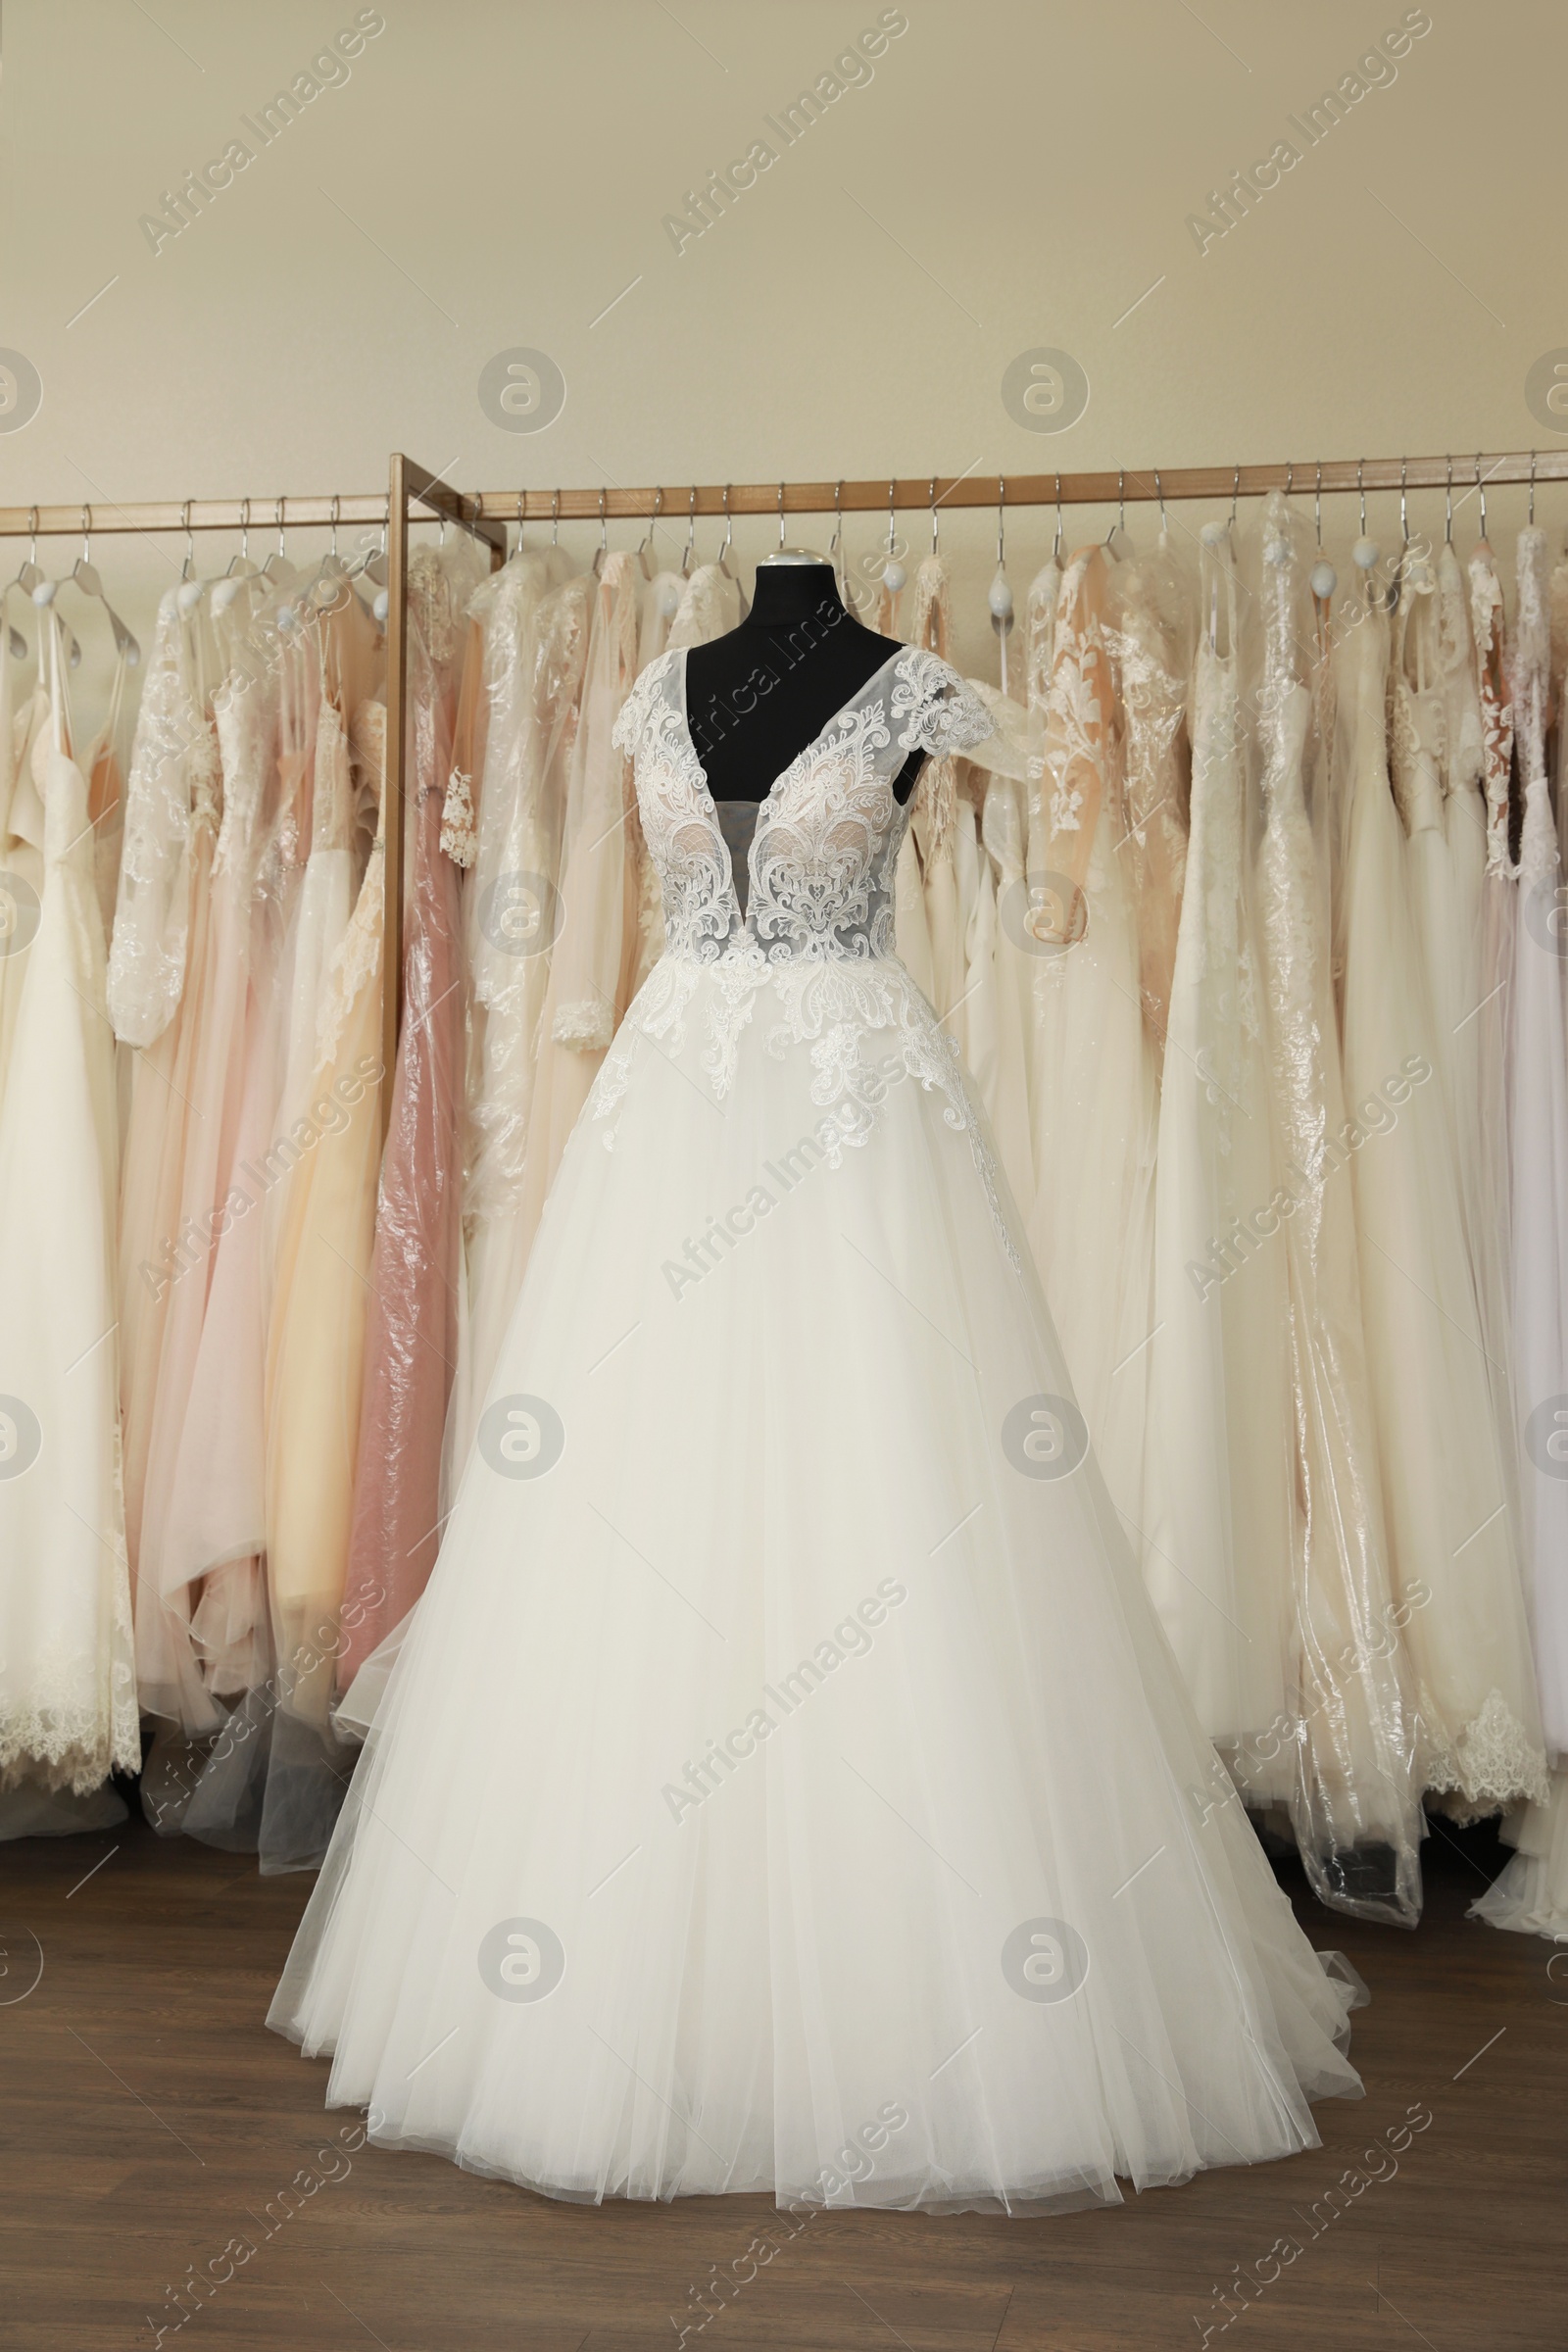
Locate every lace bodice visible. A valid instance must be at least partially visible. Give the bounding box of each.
[612,644,992,968]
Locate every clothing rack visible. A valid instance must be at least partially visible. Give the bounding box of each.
[5,446,1565,1136]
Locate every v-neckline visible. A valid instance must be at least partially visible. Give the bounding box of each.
[672,640,909,925]
[674,640,906,810]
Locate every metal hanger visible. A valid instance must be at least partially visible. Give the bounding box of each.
[263,496,293,585]
[681,486,697,578]
[1476,453,1488,545]
[591,487,608,578]
[990,475,1014,692]
[1053,471,1063,563]
[639,485,663,577]
[1104,466,1128,554]
[1352,458,1379,582]
[210,497,262,616]
[880,478,906,596]
[1154,468,1169,541]
[1445,456,1453,546]
[1310,460,1337,602]
[66,506,141,662]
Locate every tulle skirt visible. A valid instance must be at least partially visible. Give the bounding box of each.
[270,952,1363,2213]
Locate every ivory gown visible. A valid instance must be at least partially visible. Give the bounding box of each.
[1335,564,1546,1821]
[446,562,590,1497]
[110,590,222,1649]
[1025,546,1156,1537]
[1141,535,1296,1756]
[1246,497,1421,1922]
[0,613,137,1795]
[272,642,1366,2213]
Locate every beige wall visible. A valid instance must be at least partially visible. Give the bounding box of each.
[1,0,1562,706]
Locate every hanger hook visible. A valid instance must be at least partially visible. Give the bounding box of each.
[181,498,194,579]
[1445,456,1453,544]
[1530,448,1538,525]
[829,478,845,560]
[27,505,39,565]
[778,479,786,551]
[720,484,733,559]
[1314,461,1324,547]
[239,496,250,561]
[1357,458,1366,536]
[275,495,286,556]
[1107,466,1125,547]
[80,504,91,564]
[1053,471,1063,561]
[886,476,897,555]
[1229,464,1240,536]
[1476,453,1486,541]
[597,488,608,554]
[515,486,526,551]
[329,493,340,559]
[1154,468,1167,535]
[1399,456,1408,544]
[685,486,696,558]
[931,476,940,557]
[996,476,1005,567]
[1284,461,1294,501]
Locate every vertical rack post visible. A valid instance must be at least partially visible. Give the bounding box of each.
[381,451,411,1139]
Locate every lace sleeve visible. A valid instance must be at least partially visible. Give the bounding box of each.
[892,651,995,761]
[611,653,668,761]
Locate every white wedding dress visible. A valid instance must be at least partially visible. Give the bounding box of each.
[272,643,1364,2214]
[0,613,138,1794]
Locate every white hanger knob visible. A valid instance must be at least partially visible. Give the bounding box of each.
[1310,560,1338,600]
[1351,536,1379,570]
[881,558,906,595]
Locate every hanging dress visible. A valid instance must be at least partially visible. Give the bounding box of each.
[511,553,643,1283]
[1473,533,1568,1939]
[110,591,221,1640]
[1335,564,1546,1821]
[1248,495,1421,1922]
[1498,527,1568,1754]
[265,687,387,1718]
[339,549,480,1683]
[448,564,591,1495]
[1141,530,1296,1752]
[1102,540,1190,1066]
[0,612,137,1794]
[1024,547,1156,1534]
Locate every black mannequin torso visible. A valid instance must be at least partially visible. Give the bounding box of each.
[683,562,925,808]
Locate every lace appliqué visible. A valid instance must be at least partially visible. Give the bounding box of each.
[440,766,477,867]
[592,647,1016,1268]
[1420,1685,1549,1824]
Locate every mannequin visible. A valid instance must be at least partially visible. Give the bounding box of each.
[684,552,923,803]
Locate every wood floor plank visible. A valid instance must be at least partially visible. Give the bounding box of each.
[2,1810,1561,2350]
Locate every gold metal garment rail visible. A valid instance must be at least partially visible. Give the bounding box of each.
[7,451,1563,543]
[459,452,1568,523]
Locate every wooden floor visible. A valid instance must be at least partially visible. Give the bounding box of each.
[3,1804,1563,2351]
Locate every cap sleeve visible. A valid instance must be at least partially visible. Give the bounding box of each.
[891,650,996,761]
[612,651,670,760]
